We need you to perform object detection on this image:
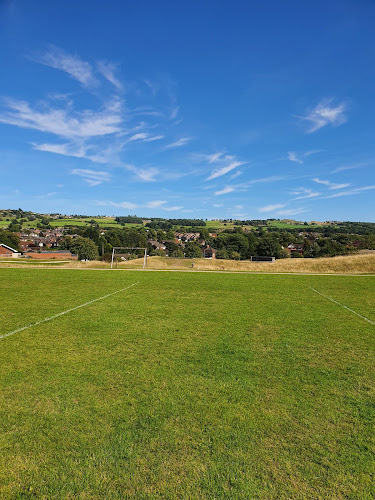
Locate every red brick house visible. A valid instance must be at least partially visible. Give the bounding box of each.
[0,243,21,257]
[286,244,304,256]
[202,245,217,259]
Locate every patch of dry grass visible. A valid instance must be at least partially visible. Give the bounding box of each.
[1,253,375,274]
[116,254,375,274]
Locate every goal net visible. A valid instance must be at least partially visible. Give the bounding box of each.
[110,247,147,269]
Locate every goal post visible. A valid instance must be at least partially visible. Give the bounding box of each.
[111,247,147,269]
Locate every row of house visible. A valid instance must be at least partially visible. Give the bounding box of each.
[19,229,65,252]
[148,240,217,259]
[175,232,218,242]
[0,244,77,260]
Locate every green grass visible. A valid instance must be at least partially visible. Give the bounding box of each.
[0,217,142,229]
[205,220,236,229]
[1,269,374,498]
[266,220,327,229]
[49,218,127,228]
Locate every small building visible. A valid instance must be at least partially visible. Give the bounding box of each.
[148,240,167,251]
[251,256,275,262]
[202,245,217,259]
[0,243,21,258]
[286,244,304,256]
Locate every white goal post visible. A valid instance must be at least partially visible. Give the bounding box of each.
[111,247,147,269]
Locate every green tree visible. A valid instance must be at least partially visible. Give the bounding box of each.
[216,249,229,259]
[70,237,99,260]
[8,219,22,232]
[304,241,321,258]
[0,230,20,250]
[171,248,184,258]
[199,228,210,241]
[165,229,176,240]
[184,241,202,258]
[156,229,166,242]
[164,241,180,255]
[257,235,281,258]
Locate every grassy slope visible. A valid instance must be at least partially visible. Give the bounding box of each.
[266,220,325,229]
[0,217,141,229]
[1,269,374,499]
[49,253,375,274]
[2,253,375,273]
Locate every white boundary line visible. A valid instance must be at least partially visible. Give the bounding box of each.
[310,287,375,326]
[0,281,140,341]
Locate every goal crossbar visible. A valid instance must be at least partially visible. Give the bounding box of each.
[111,247,147,269]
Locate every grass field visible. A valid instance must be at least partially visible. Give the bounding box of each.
[205,220,326,230]
[205,220,237,229]
[8,253,371,275]
[266,220,325,230]
[1,269,374,498]
[0,217,141,229]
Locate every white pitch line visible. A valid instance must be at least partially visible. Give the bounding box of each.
[310,287,375,326]
[0,281,140,341]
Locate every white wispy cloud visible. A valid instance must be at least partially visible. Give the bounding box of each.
[331,162,369,174]
[97,61,122,90]
[34,46,98,88]
[0,97,123,139]
[287,152,303,164]
[214,186,235,196]
[143,135,164,142]
[207,161,244,181]
[300,100,347,133]
[162,205,184,211]
[144,79,160,96]
[213,203,223,208]
[122,133,149,144]
[258,203,286,213]
[207,152,225,163]
[230,170,243,180]
[192,152,226,164]
[110,201,138,210]
[71,169,111,186]
[132,167,159,182]
[33,142,87,158]
[37,191,57,199]
[291,187,320,200]
[165,137,192,148]
[320,185,375,199]
[304,150,322,157]
[244,175,286,187]
[312,178,350,189]
[146,200,167,208]
[288,150,323,164]
[277,208,308,216]
[122,132,164,145]
[170,106,179,119]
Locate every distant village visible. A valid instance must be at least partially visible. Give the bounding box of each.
[1,208,375,261]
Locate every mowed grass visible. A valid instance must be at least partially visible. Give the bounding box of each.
[0,269,374,499]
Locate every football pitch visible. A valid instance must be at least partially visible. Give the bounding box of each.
[1,268,374,499]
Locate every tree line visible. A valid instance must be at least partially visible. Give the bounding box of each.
[2,220,375,261]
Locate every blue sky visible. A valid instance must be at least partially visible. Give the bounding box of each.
[1,0,375,221]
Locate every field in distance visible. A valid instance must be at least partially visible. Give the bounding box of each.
[1,268,374,498]
[1,215,329,230]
